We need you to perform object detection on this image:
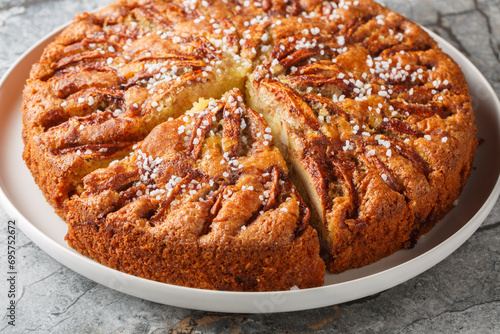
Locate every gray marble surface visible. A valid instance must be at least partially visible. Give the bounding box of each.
[0,0,499,333]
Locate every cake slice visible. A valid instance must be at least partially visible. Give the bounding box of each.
[64,89,325,291]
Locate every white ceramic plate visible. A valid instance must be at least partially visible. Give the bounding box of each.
[0,24,499,314]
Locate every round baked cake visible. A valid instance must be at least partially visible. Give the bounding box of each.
[22,0,477,291]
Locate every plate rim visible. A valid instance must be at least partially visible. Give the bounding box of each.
[0,22,499,313]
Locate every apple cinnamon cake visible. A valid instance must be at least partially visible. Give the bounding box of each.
[22,0,477,291]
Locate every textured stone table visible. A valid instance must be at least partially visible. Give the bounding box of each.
[1,0,499,333]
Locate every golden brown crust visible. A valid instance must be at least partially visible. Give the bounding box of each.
[65,89,324,290]
[22,0,477,289]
